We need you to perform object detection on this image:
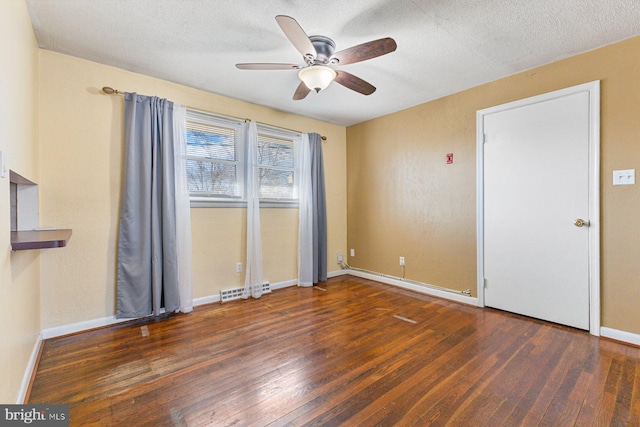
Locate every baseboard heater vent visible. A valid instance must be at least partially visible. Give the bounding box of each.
[220,282,271,303]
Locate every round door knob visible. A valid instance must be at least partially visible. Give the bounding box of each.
[574,218,589,227]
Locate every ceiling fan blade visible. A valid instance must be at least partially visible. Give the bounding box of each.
[275,15,317,60]
[331,37,397,65]
[293,81,311,100]
[236,63,301,70]
[334,70,376,95]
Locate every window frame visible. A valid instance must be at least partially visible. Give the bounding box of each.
[186,110,246,205]
[185,109,301,208]
[255,124,301,206]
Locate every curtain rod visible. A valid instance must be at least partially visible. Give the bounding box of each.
[102,86,327,141]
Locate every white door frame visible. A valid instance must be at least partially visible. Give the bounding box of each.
[476,81,600,336]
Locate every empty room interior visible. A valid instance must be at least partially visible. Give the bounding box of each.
[2,0,640,425]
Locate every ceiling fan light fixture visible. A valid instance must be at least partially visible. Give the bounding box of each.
[298,65,337,93]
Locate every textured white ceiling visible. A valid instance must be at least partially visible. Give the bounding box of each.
[26,0,640,126]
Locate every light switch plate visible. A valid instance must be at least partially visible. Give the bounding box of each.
[613,169,635,185]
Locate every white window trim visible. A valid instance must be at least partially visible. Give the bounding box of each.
[185,110,302,208]
[190,199,299,209]
[186,110,246,204]
[256,123,301,203]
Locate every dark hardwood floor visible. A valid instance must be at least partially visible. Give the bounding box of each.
[29,275,640,426]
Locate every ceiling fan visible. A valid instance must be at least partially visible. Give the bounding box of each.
[236,15,397,100]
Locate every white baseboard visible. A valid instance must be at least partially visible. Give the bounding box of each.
[271,278,297,290]
[41,313,131,340]
[344,269,478,306]
[41,299,221,339]
[17,333,42,403]
[39,269,471,339]
[327,269,348,279]
[600,327,640,346]
[40,276,314,339]
[193,293,220,306]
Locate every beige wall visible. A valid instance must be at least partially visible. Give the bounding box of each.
[4,0,638,402]
[37,51,347,329]
[0,0,41,403]
[347,36,640,334]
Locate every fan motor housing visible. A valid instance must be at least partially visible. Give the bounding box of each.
[309,35,336,64]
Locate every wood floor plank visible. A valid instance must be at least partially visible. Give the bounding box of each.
[266,310,475,425]
[573,337,620,426]
[374,319,541,425]
[611,345,638,424]
[28,276,640,426]
[536,333,594,426]
[628,346,640,427]
[485,324,567,425]
[290,325,481,426]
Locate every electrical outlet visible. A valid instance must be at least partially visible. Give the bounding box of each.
[236,262,243,273]
[337,252,343,263]
[350,249,355,257]
[399,256,405,266]
[613,169,635,185]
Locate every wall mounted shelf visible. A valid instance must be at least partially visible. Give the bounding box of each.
[11,229,72,251]
[9,169,73,251]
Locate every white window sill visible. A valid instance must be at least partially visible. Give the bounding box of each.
[190,199,299,209]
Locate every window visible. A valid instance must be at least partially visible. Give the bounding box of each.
[186,110,300,207]
[257,128,297,200]
[186,111,245,202]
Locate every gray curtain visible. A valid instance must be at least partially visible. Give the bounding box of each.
[309,133,327,283]
[116,93,180,318]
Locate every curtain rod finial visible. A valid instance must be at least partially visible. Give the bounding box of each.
[102,86,124,95]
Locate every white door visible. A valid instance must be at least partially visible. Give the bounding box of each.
[478,82,600,332]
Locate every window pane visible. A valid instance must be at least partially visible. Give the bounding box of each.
[257,135,293,167]
[185,117,241,200]
[259,167,294,199]
[257,133,295,199]
[184,109,301,204]
[186,122,236,161]
[187,159,240,197]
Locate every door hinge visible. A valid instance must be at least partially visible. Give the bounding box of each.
[483,133,488,144]
[483,278,487,289]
